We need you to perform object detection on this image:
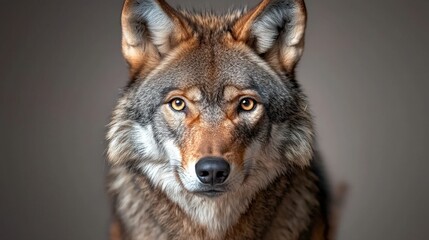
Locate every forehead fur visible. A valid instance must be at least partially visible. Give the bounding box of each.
[134,44,291,120]
[128,8,296,93]
[179,9,246,36]
[121,4,308,125]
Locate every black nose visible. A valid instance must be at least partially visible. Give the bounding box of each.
[195,157,230,185]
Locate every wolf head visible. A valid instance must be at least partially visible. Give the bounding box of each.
[107,0,312,227]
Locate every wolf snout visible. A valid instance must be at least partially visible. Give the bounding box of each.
[195,157,230,185]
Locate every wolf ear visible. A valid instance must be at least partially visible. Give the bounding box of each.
[232,0,307,73]
[121,0,191,77]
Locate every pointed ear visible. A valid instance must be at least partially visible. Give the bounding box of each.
[121,0,191,77]
[232,0,307,73]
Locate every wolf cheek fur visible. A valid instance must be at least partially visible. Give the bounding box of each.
[107,0,330,239]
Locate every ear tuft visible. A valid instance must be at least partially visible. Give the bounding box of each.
[121,0,191,77]
[232,0,307,73]
[122,1,173,49]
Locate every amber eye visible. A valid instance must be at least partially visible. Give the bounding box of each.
[169,98,186,111]
[239,98,256,111]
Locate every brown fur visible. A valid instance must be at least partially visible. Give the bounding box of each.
[107,0,332,239]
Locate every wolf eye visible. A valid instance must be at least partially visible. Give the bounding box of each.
[239,98,256,111]
[169,98,186,111]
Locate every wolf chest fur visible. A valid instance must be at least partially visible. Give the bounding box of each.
[106,0,330,239]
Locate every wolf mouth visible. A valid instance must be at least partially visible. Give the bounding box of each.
[195,190,225,197]
[192,184,228,197]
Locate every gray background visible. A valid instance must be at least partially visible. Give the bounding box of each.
[1,0,428,239]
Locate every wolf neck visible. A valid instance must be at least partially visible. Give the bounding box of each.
[109,165,297,239]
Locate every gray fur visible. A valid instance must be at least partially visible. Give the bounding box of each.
[107,0,329,239]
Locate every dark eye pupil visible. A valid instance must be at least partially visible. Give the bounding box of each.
[175,99,182,106]
[242,99,250,106]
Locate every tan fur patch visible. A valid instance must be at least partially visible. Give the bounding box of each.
[179,120,245,169]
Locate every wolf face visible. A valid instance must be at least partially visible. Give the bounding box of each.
[107,0,313,234]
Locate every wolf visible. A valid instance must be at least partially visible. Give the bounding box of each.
[106,0,331,239]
